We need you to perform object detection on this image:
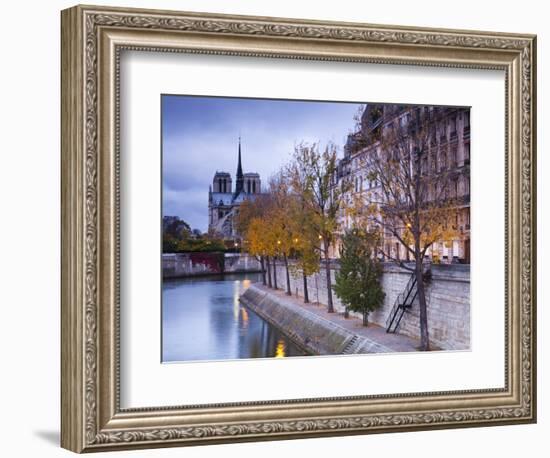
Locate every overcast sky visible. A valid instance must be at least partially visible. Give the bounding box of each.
[162,95,362,232]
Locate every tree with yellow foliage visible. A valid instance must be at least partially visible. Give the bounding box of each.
[246,214,274,288]
[285,169,321,303]
[235,196,272,286]
[288,142,351,313]
[266,172,302,295]
[287,230,320,303]
[354,107,460,350]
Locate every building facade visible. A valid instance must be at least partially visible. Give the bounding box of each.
[208,139,262,239]
[333,104,470,264]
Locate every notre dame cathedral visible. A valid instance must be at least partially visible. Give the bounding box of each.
[208,138,262,239]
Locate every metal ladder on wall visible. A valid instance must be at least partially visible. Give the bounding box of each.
[385,272,419,333]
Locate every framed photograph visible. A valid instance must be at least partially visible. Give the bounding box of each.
[61,4,537,453]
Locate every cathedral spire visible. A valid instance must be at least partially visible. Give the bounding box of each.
[235,136,244,196]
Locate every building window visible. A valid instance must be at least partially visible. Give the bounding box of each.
[440,124,446,143]
[450,117,457,139]
[463,113,470,140]
[439,148,446,171]
[450,145,457,168]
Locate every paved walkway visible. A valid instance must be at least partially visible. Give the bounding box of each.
[253,283,423,353]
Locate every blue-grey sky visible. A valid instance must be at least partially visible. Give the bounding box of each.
[162,95,362,232]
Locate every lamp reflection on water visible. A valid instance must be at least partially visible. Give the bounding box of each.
[240,306,249,327]
[232,281,240,322]
[275,339,286,358]
[233,279,252,323]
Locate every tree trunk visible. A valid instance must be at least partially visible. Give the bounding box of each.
[324,240,334,313]
[302,271,309,303]
[363,312,368,327]
[266,257,272,288]
[344,307,349,319]
[260,256,266,285]
[416,259,430,351]
[273,257,278,290]
[413,146,430,351]
[283,254,291,295]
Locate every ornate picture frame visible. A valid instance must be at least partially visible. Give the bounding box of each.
[61,4,536,453]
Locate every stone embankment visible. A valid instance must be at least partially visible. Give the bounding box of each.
[270,261,470,351]
[240,284,409,355]
[162,252,262,278]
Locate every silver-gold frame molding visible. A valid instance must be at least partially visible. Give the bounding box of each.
[61,4,537,453]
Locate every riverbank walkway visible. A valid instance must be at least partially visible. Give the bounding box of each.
[252,283,422,353]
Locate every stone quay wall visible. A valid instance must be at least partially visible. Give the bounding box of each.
[240,284,393,355]
[270,261,470,351]
[162,252,262,278]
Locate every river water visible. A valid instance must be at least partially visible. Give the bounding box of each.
[162,273,305,362]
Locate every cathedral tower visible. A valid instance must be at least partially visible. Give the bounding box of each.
[234,137,244,197]
[208,137,262,238]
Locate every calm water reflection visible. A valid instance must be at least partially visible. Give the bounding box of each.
[162,273,305,362]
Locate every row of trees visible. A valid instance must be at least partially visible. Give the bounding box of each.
[236,143,346,312]
[237,108,462,350]
[236,144,384,326]
[236,143,386,327]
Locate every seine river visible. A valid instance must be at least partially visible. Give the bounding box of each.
[162,273,305,362]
